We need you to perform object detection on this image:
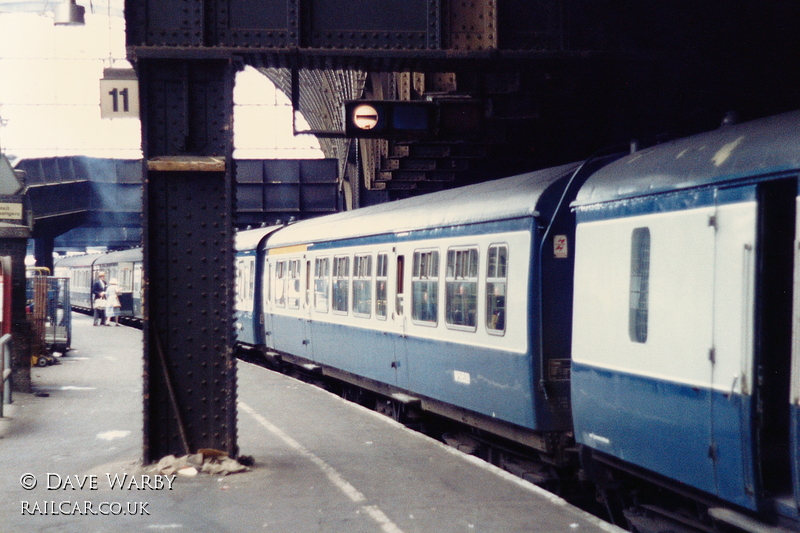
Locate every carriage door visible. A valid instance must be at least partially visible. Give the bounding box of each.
[791,180,800,511]
[711,180,795,510]
[710,185,758,508]
[302,257,315,359]
[390,250,407,386]
[753,178,797,508]
[262,258,275,350]
[752,179,794,508]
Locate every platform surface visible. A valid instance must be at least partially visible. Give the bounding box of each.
[0,313,623,533]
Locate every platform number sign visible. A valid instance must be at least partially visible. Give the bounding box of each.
[554,235,568,258]
[99,72,139,119]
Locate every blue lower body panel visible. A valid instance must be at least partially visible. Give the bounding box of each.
[235,310,259,347]
[400,335,538,430]
[270,316,542,431]
[572,362,756,510]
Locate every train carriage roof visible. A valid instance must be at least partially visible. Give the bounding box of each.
[94,248,142,266]
[266,162,579,248]
[574,110,800,207]
[54,253,104,269]
[236,225,283,252]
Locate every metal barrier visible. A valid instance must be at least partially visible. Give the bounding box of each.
[27,276,71,357]
[0,334,11,417]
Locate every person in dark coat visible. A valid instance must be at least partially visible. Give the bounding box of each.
[92,271,107,326]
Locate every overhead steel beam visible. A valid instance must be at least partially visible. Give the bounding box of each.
[124,0,598,73]
[126,0,440,49]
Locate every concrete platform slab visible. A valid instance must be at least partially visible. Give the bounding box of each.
[0,312,623,533]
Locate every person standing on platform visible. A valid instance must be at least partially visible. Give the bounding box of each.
[105,278,122,326]
[92,271,107,326]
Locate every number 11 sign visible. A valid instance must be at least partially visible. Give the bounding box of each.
[100,69,139,119]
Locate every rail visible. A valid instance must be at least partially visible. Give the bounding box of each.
[0,334,11,417]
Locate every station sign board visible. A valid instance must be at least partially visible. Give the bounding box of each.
[0,202,23,221]
[343,100,434,138]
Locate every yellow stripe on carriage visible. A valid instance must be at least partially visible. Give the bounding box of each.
[268,244,309,255]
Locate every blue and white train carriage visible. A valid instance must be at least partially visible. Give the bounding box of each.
[235,158,612,451]
[54,248,144,320]
[571,110,800,518]
[235,226,282,351]
[236,110,800,530]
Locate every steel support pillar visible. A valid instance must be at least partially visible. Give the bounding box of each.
[0,240,32,393]
[138,58,238,462]
[33,236,55,274]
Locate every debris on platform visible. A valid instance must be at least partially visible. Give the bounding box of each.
[150,449,252,477]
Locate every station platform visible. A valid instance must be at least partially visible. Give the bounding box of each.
[0,312,624,533]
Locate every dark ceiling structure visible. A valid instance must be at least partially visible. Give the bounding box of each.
[127,0,800,203]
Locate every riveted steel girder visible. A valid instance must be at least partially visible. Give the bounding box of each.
[139,59,238,462]
[126,0,440,50]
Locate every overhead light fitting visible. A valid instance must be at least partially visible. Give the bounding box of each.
[54,0,85,26]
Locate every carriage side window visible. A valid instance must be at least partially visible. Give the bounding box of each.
[274,260,286,308]
[236,259,245,307]
[353,254,372,317]
[247,261,253,303]
[314,257,330,313]
[376,253,388,319]
[249,258,256,303]
[396,255,405,316]
[241,259,251,306]
[486,244,508,333]
[120,268,132,292]
[134,265,142,296]
[332,256,350,314]
[244,260,254,306]
[446,247,479,330]
[264,260,272,307]
[412,249,439,324]
[288,259,301,309]
[305,261,311,307]
[629,227,650,343]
